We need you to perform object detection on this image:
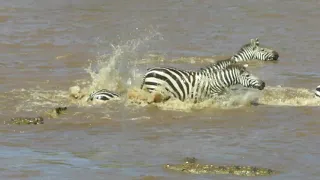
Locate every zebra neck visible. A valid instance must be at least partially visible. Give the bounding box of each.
[199,65,217,74]
[210,69,240,91]
[199,60,236,75]
[231,53,254,62]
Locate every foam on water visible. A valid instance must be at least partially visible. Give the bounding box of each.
[259,86,320,106]
[124,85,320,112]
[125,87,262,112]
[3,88,70,113]
[5,84,318,116]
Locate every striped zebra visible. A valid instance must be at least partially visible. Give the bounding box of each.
[87,89,120,102]
[230,38,279,62]
[315,85,320,98]
[140,64,265,103]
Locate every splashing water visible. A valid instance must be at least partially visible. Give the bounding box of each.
[1,29,165,116]
[83,29,163,96]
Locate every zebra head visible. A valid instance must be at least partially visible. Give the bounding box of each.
[232,38,279,62]
[236,64,266,90]
[87,89,119,102]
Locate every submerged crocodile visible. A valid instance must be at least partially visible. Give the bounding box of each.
[6,106,68,125]
[9,117,44,125]
[164,157,279,177]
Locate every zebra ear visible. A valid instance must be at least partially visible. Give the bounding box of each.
[250,39,255,44]
[250,38,259,46]
[255,38,260,46]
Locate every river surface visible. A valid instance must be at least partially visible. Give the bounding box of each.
[1,0,320,179]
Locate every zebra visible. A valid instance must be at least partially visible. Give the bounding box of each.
[140,64,265,103]
[315,85,320,98]
[229,38,279,62]
[197,38,278,73]
[87,89,120,102]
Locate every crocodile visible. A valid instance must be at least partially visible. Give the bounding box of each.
[8,117,44,125]
[6,106,68,125]
[164,157,279,177]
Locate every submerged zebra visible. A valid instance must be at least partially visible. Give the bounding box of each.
[229,38,279,62]
[140,64,265,103]
[87,89,119,102]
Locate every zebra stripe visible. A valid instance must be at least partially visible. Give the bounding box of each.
[87,89,119,102]
[315,85,320,98]
[231,38,279,62]
[141,64,265,102]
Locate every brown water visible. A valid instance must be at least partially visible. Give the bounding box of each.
[1,0,320,179]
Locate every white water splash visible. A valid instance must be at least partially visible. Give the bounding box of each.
[84,29,163,96]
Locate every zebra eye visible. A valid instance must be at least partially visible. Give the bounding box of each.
[97,95,108,100]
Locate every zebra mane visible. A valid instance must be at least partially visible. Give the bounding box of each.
[237,43,257,53]
[199,58,235,71]
[236,38,260,54]
[216,64,247,73]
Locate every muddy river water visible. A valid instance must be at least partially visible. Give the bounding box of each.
[1,0,320,179]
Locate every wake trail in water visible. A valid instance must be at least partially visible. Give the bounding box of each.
[259,86,320,106]
[124,85,320,112]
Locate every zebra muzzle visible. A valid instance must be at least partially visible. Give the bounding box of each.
[257,81,266,90]
[272,51,279,60]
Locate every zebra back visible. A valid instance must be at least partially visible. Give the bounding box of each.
[140,66,197,101]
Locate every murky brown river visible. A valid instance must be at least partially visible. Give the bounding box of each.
[1,0,320,179]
